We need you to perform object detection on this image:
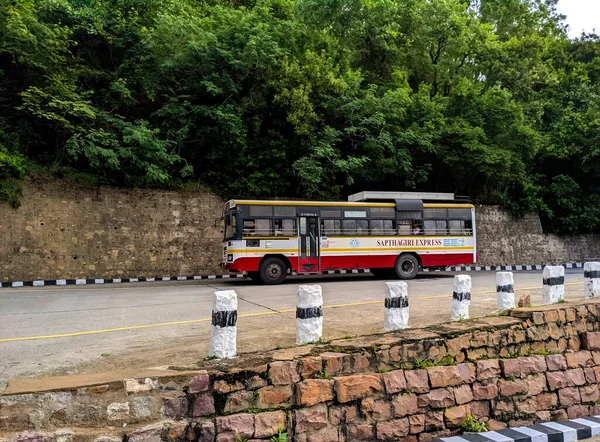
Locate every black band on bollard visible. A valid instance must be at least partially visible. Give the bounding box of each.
[212,310,238,327]
[543,276,565,286]
[584,270,600,279]
[453,291,471,301]
[296,306,323,319]
[496,284,514,293]
[385,297,409,309]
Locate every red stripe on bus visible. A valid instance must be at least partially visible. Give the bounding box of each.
[226,253,475,273]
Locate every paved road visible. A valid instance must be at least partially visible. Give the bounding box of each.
[0,270,586,388]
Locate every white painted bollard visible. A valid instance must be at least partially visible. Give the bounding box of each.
[384,281,409,331]
[542,266,565,304]
[296,285,323,345]
[585,262,600,299]
[496,272,515,310]
[209,290,238,358]
[452,275,471,321]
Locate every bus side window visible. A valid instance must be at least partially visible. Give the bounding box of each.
[383,220,395,235]
[436,220,448,235]
[342,220,357,235]
[398,220,411,236]
[321,219,341,236]
[371,220,383,235]
[356,220,368,235]
[423,220,436,236]
[245,219,271,236]
[274,218,296,236]
[464,219,473,235]
[449,220,464,236]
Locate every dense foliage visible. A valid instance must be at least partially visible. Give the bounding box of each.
[1,0,599,233]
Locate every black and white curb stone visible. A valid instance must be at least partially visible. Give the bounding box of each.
[432,416,600,442]
[384,281,409,331]
[0,261,593,289]
[452,275,471,321]
[209,290,237,358]
[585,262,600,299]
[424,263,586,273]
[296,285,323,345]
[497,271,516,310]
[543,265,565,305]
[0,274,245,288]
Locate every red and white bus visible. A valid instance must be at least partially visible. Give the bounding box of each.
[222,191,477,284]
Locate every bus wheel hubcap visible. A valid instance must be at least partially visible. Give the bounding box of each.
[267,264,281,279]
[401,260,414,274]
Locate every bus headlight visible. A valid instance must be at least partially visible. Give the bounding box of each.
[227,254,233,262]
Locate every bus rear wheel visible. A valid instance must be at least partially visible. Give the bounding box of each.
[394,254,420,280]
[259,257,287,285]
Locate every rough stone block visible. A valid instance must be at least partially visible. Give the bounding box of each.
[382,370,406,394]
[198,421,216,442]
[131,397,153,420]
[500,359,521,378]
[418,388,455,409]
[427,366,462,388]
[193,394,215,417]
[297,380,334,407]
[518,294,531,308]
[269,361,301,385]
[546,354,567,371]
[404,370,429,393]
[107,402,130,421]
[424,411,445,432]
[189,374,210,394]
[580,385,600,403]
[322,353,347,375]
[528,374,548,397]
[127,423,163,442]
[453,385,473,405]
[124,378,159,394]
[349,424,374,441]
[391,393,418,417]
[245,376,268,390]
[566,351,594,368]
[409,414,425,434]
[487,420,508,431]
[457,363,476,383]
[444,405,468,428]
[521,356,548,376]
[468,400,490,420]
[214,380,245,394]
[256,386,293,408]
[300,356,323,378]
[376,418,409,440]
[476,360,500,380]
[361,398,392,422]
[472,383,498,400]
[334,374,383,403]
[558,387,581,406]
[567,405,590,419]
[498,378,528,396]
[254,411,286,438]
[225,390,254,414]
[294,404,328,434]
[217,414,255,440]
[329,405,358,426]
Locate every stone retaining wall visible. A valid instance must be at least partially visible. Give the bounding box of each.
[2,178,599,282]
[4,300,600,442]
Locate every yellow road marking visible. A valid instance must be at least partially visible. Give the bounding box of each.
[0,282,584,343]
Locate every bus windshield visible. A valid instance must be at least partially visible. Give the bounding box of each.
[224,211,237,240]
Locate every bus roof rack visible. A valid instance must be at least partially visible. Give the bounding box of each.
[348,191,457,202]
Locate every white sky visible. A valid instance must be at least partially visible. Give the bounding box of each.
[556,0,599,37]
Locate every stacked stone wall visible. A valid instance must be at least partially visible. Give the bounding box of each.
[4,300,600,442]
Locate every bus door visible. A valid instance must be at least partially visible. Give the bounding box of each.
[298,215,320,273]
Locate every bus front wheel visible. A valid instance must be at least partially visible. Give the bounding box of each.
[259,257,287,285]
[394,254,420,280]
